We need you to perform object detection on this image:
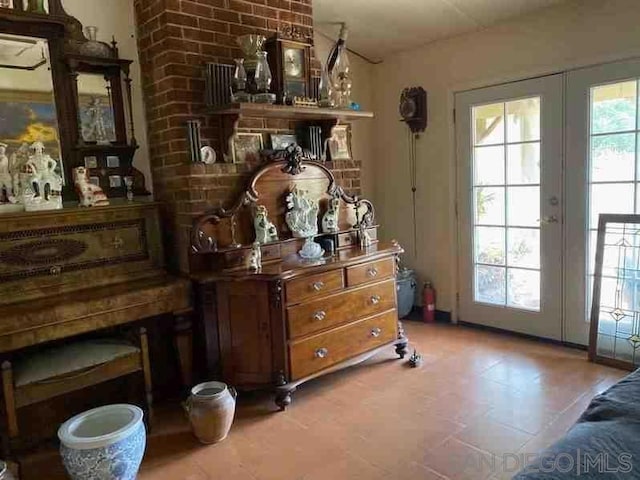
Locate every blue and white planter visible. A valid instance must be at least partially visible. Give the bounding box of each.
[58,404,146,480]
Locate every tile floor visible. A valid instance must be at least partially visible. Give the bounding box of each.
[21,321,627,480]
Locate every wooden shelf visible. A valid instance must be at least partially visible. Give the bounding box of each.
[207,103,374,121]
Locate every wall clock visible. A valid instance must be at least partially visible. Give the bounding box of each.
[399,87,427,133]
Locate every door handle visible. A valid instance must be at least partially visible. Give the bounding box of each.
[542,215,559,224]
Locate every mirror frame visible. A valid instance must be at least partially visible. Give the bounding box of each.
[0,2,148,199]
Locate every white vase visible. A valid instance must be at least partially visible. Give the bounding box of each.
[58,404,146,480]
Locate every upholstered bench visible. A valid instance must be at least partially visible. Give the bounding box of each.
[1,328,153,446]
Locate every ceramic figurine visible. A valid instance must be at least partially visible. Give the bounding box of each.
[10,143,29,200]
[254,205,279,244]
[359,222,372,249]
[248,242,262,271]
[322,197,340,233]
[83,97,110,144]
[22,141,63,211]
[73,167,109,207]
[0,143,13,203]
[285,185,319,238]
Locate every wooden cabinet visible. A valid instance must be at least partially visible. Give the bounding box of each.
[191,159,407,410]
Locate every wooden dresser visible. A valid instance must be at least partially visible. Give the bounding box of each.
[191,157,407,409]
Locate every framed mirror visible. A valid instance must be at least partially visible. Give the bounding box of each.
[77,73,117,144]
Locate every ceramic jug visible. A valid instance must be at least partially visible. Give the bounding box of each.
[185,381,237,444]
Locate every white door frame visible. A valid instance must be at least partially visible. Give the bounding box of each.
[456,74,564,340]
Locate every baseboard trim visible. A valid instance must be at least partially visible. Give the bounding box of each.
[457,320,588,351]
[403,307,452,324]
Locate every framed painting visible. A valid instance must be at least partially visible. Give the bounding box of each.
[78,93,116,144]
[328,125,352,160]
[232,132,264,163]
[0,90,61,160]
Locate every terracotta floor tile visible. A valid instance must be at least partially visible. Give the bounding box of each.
[454,415,533,457]
[14,322,630,480]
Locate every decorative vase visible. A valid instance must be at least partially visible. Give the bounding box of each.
[26,0,46,13]
[236,34,266,71]
[299,237,324,260]
[232,58,251,103]
[80,26,113,58]
[253,51,275,104]
[184,381,237,445]
[318,66,334,108]
[58,404,146,480]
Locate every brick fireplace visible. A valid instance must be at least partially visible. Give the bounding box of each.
[133,0,363,272]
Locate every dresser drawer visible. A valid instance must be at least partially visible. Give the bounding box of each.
[289,310,398,380]
[287,279,396,339]
[286,269,344,305]
[346,257,395,287]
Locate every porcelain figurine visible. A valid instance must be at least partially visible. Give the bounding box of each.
[285,185,319,238]
[322,197,340,233]
[248,242,262,271]
[83,97,110,144]
[254,205,279,244]
[23,142,63,211]
[0,143,13,203]
[359,222,372,249]
[10,143,29,200]
[73,167,110,207]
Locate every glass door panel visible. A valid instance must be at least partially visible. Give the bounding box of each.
[457,75,563,340]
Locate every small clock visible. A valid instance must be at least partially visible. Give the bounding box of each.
[399,87,427,133]
[266,35,312,104]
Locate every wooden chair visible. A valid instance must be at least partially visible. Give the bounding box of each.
[1,327,153,445]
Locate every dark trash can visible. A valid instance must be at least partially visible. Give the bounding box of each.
[396,268,416,319]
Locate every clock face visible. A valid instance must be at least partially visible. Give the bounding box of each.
[400,95,417,120]
[283,48,304,79]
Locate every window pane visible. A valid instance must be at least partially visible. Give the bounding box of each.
[508,228,540,268]
[506,97,540,143]
[507,186,540,227]
[590,183,634,228]
[507,143,540,185]
[475,265,505,305]
[474,146,505,185]
[475,187,505,225]
[591,133,636,182]
[474,102,504,146]
[592,81,637,134]
[508,269,540,310]
[476,226,505,265]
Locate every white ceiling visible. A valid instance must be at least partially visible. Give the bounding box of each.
[314,0,567,62]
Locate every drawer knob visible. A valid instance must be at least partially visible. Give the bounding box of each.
[370,295,381,305]
[112,236,124,249]
[312,310,326,322]
[312,281,325,292]
[49,265,62,276]
[367,267,379,278]
[371,327,382,338]
[315,347,329,359]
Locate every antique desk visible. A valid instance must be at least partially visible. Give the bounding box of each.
[191,157,407,409]
[0,200,193,387]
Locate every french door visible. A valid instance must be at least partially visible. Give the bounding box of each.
[456,75,564,340]
[565,59,640,345]
[457,60,640,345]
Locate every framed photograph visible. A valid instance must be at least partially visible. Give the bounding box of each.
[106,155,120,168]
[89,176,101,187]
[232,132,264,163]
[109,175,122,188]
[328,125,352,160]
[84,156,98,168]
[270,133,298,150]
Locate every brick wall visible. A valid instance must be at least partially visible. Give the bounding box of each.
[133,0,362,273]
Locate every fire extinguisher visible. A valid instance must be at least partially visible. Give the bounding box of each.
[423,282,436,323]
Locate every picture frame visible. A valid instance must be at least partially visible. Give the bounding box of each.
[106,155,120,168]
[270,133,298,150]
[231,132,264,163]
[84,156,98,168]
[109,175,122,188]
[328,125,352,161]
